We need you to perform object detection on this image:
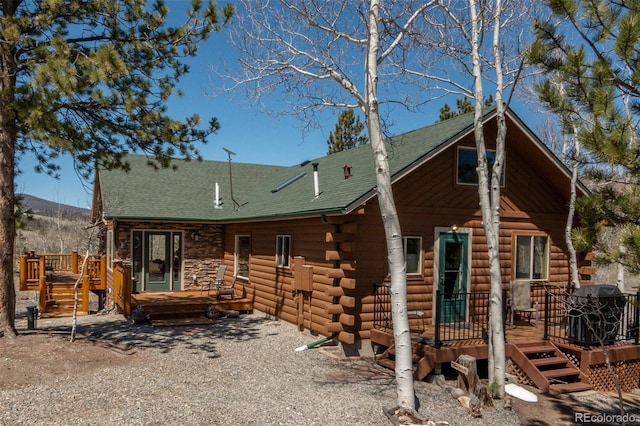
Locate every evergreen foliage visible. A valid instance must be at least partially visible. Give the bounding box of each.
[326,109,368,154]
[4,0,234,176]
[528,0,640,272]
[438,96,493,121]
[0,0,234,337]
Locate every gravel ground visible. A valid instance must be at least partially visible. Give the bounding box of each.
[2,301,521,426]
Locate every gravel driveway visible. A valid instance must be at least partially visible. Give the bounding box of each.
[2,302,521,426]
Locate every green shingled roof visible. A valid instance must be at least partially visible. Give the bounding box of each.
[97,110,482,222]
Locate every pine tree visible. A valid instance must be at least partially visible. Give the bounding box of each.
[0,0,234,338]
[326,109,369,154]
[528,0,640,272]
[438,96,493,121]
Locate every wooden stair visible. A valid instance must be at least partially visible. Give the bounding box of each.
[41,283,89,317]
[375,339,435,380]
[508,340,592,394]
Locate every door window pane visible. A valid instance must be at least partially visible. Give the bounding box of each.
[148,234,167,281]
[443,241,463,297]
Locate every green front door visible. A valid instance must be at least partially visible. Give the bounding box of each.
[145,232,172,291]
[438,232,469,323]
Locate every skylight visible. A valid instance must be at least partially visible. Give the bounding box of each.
[271,172,307,193]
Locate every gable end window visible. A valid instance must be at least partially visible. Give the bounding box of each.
[515,235,549,280]
[276,235,291,268]
[457,146,504,186]
[403,236,422,275]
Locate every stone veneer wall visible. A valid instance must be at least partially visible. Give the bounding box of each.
[111,221,224,291]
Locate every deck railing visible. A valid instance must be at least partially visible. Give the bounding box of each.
[433,290,493,347]
[373,283,494,347]
[372,282,640,350]
[19,252,107,314]
[113,260,132,316]
[19,252,106,289]
[544,286,640,349]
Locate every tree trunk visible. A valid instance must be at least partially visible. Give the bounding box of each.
[470,0,505,397]
[0,19,19,338]
[0,118,17,339]
[566,141,580,290]
[366,0,414,411]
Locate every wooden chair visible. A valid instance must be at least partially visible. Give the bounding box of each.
[508,280,539,328]
[201,264,227,296]
[216,274,237,301]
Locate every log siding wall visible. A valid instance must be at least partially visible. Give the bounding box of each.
[221,135,579,344]
[101,126,581,348]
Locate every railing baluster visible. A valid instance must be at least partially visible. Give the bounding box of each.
[543,289,549,341]
[635,291,639,346]
[435,290,441,348]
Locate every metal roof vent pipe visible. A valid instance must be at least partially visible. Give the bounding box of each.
[312,162,320,198]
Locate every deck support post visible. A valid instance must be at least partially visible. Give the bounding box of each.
[72,251,79,274]
[19,255,27,290]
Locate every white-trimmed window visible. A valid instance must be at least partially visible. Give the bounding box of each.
[403,236,422,275]
[515,235,549,280]
[276,235,291,268]
[235,235,251,279]
[457,146,504,186]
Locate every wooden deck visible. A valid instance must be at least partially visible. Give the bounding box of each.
[19,253,106,316]
[372,318,640,394]
[131,290,253,326]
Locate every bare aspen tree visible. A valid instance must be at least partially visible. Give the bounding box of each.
[223,0,433,415]
[412,0,533,397]
[536,79,583,289]
[406,0,539,397]
[467,0,507,398]
[70,224,98,342]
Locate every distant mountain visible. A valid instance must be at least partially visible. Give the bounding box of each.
[17,194,90,219]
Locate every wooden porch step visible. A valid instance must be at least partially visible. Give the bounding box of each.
[549,381,593,394]
[40,309,89,318]
[519,345,556,355]
[376,358,396,370]
[508,340,592,394]
[541,367,581,379]
[375,340,435,381]
[151,316,216,327]
[531,356,570,367]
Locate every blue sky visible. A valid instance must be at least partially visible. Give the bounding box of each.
[14,1,537,209]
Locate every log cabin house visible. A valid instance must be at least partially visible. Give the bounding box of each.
[90,107,640,393]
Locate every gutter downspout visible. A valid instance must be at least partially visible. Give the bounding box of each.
[294,334,337,352]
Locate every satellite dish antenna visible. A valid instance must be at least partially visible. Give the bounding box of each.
[223,147,241,210]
